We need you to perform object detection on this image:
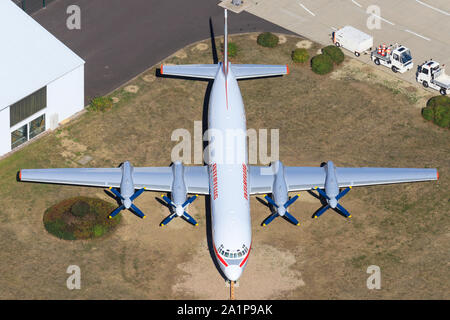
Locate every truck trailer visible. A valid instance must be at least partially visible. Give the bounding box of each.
[332,26,373,57]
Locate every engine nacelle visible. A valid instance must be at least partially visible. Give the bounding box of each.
[171,161,188,216]
[271,161,289,216]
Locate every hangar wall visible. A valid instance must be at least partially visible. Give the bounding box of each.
[47,65,85,128]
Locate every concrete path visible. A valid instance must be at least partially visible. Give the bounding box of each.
[245,0,450,88]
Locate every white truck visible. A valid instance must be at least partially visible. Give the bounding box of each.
[332,26,373,57]
[370,44,413,73]
[416,60,450,95]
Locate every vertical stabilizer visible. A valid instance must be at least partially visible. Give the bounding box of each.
[224,9,228,74]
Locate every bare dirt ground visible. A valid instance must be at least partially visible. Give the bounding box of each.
[0,34,448,299]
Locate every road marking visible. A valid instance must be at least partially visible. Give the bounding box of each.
[279,8,307,21]
[404,29,431,41]
[370,13,395,25]
[298,2,316,16]
[415,0,450,16]
[351,0,362,8]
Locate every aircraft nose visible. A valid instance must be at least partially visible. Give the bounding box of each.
[224,265,242,281]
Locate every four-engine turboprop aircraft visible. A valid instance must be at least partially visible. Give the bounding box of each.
[19,10,438,282]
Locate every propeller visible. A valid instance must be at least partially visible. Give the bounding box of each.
[108,187,147,219]
[160,194,199,226]
[313,186,352,219]
[262,194,301,226]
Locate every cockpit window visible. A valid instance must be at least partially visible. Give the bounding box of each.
[218,244,249,259]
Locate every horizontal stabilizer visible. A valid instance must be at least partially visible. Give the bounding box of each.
[160,64,219,79]
[231,64,289,79]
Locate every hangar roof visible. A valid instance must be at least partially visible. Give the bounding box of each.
[0,0,84,109]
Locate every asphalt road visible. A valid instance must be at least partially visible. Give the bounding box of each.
[246,0,450,89]
[32,0,291,104]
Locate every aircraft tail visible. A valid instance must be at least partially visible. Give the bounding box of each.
[160,9,289,80]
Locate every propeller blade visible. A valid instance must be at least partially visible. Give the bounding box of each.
[284,194,300,208]
[130,203,146,219]
[336,186,352,201]
[109,187,124,200]
[262,212,279,226]
[336,203,351,218]
[264,194,279,208]
[182,194,198,208]
[182,211,198,226]
[314,187,330,200]
[130,188,145,201]
[284,211,300,226]
[161,195,176,208]
[109,205,124,219]
[160,213,176,227]
[314,204,330,219]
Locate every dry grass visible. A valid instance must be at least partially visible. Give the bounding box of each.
[0,33,448,299]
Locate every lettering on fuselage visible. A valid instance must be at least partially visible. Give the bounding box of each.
[243,163,248,200]
[211,163,218,200]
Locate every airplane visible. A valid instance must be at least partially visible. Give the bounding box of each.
[19,10,439,282]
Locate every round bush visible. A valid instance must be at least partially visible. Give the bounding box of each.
[291,48,309,63]
[321,45,345,65]
[71,200,90,217]
[44,197,121,240]
[311,54,334,75]
[257,32,279,48]
[422,96,450,128]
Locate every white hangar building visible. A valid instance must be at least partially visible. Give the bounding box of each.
[0,0,84,156]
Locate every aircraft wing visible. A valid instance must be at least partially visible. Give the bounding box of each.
[249,165,438,194]
[19,166,210,194]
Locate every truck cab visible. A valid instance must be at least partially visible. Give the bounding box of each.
[417,60,450,95]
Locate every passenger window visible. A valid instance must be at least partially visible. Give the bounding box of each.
[423,69,429,75]
[393,54,399,61]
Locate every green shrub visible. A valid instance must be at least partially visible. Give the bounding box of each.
[257,32,279,48]
[291,48,309,63]
[71,200,90,217]
[311,54,334,75]
[221,42,238,58]
[422,107,433,121]
[422,96,450,128]
[89,96,113,112]
[321,45,345,65]
[44,197,121,240]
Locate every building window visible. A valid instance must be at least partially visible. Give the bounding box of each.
[11,124,28,149]
[10,114,46,150]
[29,114,46,139]
[10,87,46,127]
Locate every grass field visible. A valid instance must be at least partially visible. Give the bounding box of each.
[0,33,448,299]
